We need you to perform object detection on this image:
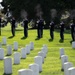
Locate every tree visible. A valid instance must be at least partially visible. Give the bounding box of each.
[1,0,75,28]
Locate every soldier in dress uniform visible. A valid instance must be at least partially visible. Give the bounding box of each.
[36,18,44,38]
[11,17,16,36]
[36,19,40,38]
[60,21,65,40]
[40,19,44,38]
[23,18,28,37]
[49,21,55,40]
[70,19,75,41]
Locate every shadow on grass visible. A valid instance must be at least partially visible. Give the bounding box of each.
[39,71,42,73]
[3,73,12,75]
[13,63,20,65]
[21,58,26,59]
[6,54,11,56]
[59,39,64,43]
[2,44,6,46]
[70,40,73,44]
[35,37,40,40]
[21,36,27,40]
[61,68,64,72]
[8,36,14,39]
[48,39,53,42]
[13,49,18,51]
[69,40,75,44]
[0,59,3,61]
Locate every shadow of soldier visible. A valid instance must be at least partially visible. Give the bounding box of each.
[21,36,27,40]
[70,40,73,44]
[35,37,41,40]
[59,39,64,43]
[8,36,14,39]
[48,38,53,42]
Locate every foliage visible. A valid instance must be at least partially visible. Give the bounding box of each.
[1,0,75,28]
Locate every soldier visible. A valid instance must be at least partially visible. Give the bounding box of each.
[70,19,75,41]
[60,21,65,40]
[40,19,44,38]
[23,18,28,37]
[49,21,55,40]
[36,19,40,38]
[11,17,16,36]
[36,18,44,38]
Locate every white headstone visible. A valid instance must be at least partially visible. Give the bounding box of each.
[2,37,7,45]
[29,63,39,75]
[21,48,26,59]
[14,41,18,50]
[61,55,68,71]
[68,67,75,75]
[72,42,75,48]
[30,42,34,50]
[41,47,46,58]
[43,44,48,53]
[7,45,12,55]
[25,45,30,54]
[60,48,65,58]
[4,57,12,74]
[18,69,33,75]
[38,51,44,63]
[14,52,20,64]
[0,48,4,60]
[64,62,73,75]
[34,56,42,72]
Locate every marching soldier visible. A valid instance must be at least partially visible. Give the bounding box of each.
[23,18,28,37]
[70,19,75,41]
[49,21,55,40]
[60,21,65,40]
[11,17,16,36]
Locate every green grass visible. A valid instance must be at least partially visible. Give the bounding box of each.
[0,24,75,75]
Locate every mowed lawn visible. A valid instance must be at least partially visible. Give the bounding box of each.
[0,24,75,75]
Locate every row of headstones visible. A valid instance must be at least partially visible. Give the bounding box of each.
[60,48,75,75]
[4,57,40,75]
[1,37,75,48]
[0,37,47,64]
[13,41,34,64]
[0,36,34,50]
[0,37,47,74]
[1,43,48,75]
[18,44,48,75]
[0,41,34,60]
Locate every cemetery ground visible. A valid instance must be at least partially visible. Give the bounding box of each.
[0,24,75,75]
